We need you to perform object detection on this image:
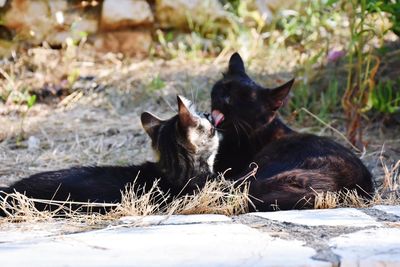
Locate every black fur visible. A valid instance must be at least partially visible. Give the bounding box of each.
[1,96,218,214]
[211,53,374,211]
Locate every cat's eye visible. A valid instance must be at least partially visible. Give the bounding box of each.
[209,126,215,136]
[203,112,212,122]
[223,96,231,104]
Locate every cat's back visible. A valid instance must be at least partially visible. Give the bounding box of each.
[2,163,161,203]
[253,133,373,194]
[256,133,357,162]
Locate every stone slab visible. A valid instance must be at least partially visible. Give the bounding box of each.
[374,205,400,218]
[0,220,328,267]
[119,214,231,225]
[0,221,87,243]
[330,228,400,266]
[252,208,381,227]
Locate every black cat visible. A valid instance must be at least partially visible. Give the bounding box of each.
[211,53,374,211]
[1,96,218,212]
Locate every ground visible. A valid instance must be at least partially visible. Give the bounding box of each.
[0,50,399,204]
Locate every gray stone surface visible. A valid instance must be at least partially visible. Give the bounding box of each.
[252,208,382,227]
[1,207,400,266]
[330,228,400,266]
[374,205,400,217]
[119,214,231,225]
[0,217,327,267]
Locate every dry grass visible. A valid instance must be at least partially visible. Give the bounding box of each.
[314,189,369,209]
[169,176,250,216]
[314,159,400,209]
[0,175,251,225]
[0,161,398,226]
[108,179,169,218]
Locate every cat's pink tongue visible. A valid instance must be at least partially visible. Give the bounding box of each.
[212,110,225,127]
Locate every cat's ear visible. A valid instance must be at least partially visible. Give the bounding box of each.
[261,79,295,111]
[228,52,245,75]
[141,112,163,139]
[177,95,199,128]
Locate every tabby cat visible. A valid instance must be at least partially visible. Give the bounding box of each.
[211,53,374,211]
[1,96,218,211]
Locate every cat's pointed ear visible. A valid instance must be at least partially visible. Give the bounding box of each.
[262,79,295,111]
[228,52,245,75]
[141,112,163,139]
[177,95,199,128]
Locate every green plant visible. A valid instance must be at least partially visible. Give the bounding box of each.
[67,68,80,86]
[369,80,400,114]
[340,0,384,147]
[286,80,340,125]
[147,75,166,92]
[319,80,340,120]
[17,93,37,144]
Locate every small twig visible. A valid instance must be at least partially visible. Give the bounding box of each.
[300,107,361,153]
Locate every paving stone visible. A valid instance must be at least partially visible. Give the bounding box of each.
[0,221,87,243]
[119,214,231,225]
[252,208,382,227]
[373,205,400,217]
[0,221,328,267]
[330,228,400,266]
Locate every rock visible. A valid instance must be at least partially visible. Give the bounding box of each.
[101,0,154,31]
[46,18,98,46]
[0,218,326,267]
[155,0,230,30]
[2,0,97,46]
[119,214,232,225]
[330,228,400,266]
[3,0,52,44]
[45,31,71,46]
[46,0,98,46]
[253,208,382,227]
[374,205,400,217]
[94,30,152,57]
[48,0,68,16]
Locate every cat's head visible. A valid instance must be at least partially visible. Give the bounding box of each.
[211,53,294,134]
[141,95,219,174]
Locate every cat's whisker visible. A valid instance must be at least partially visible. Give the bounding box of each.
[190,87,195,106]
[232,117,252,140]
[231,121,241,147]
[236,120,251,139]
[195,86,199,106]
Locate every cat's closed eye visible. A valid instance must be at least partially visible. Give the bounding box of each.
[223,96,231,104]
